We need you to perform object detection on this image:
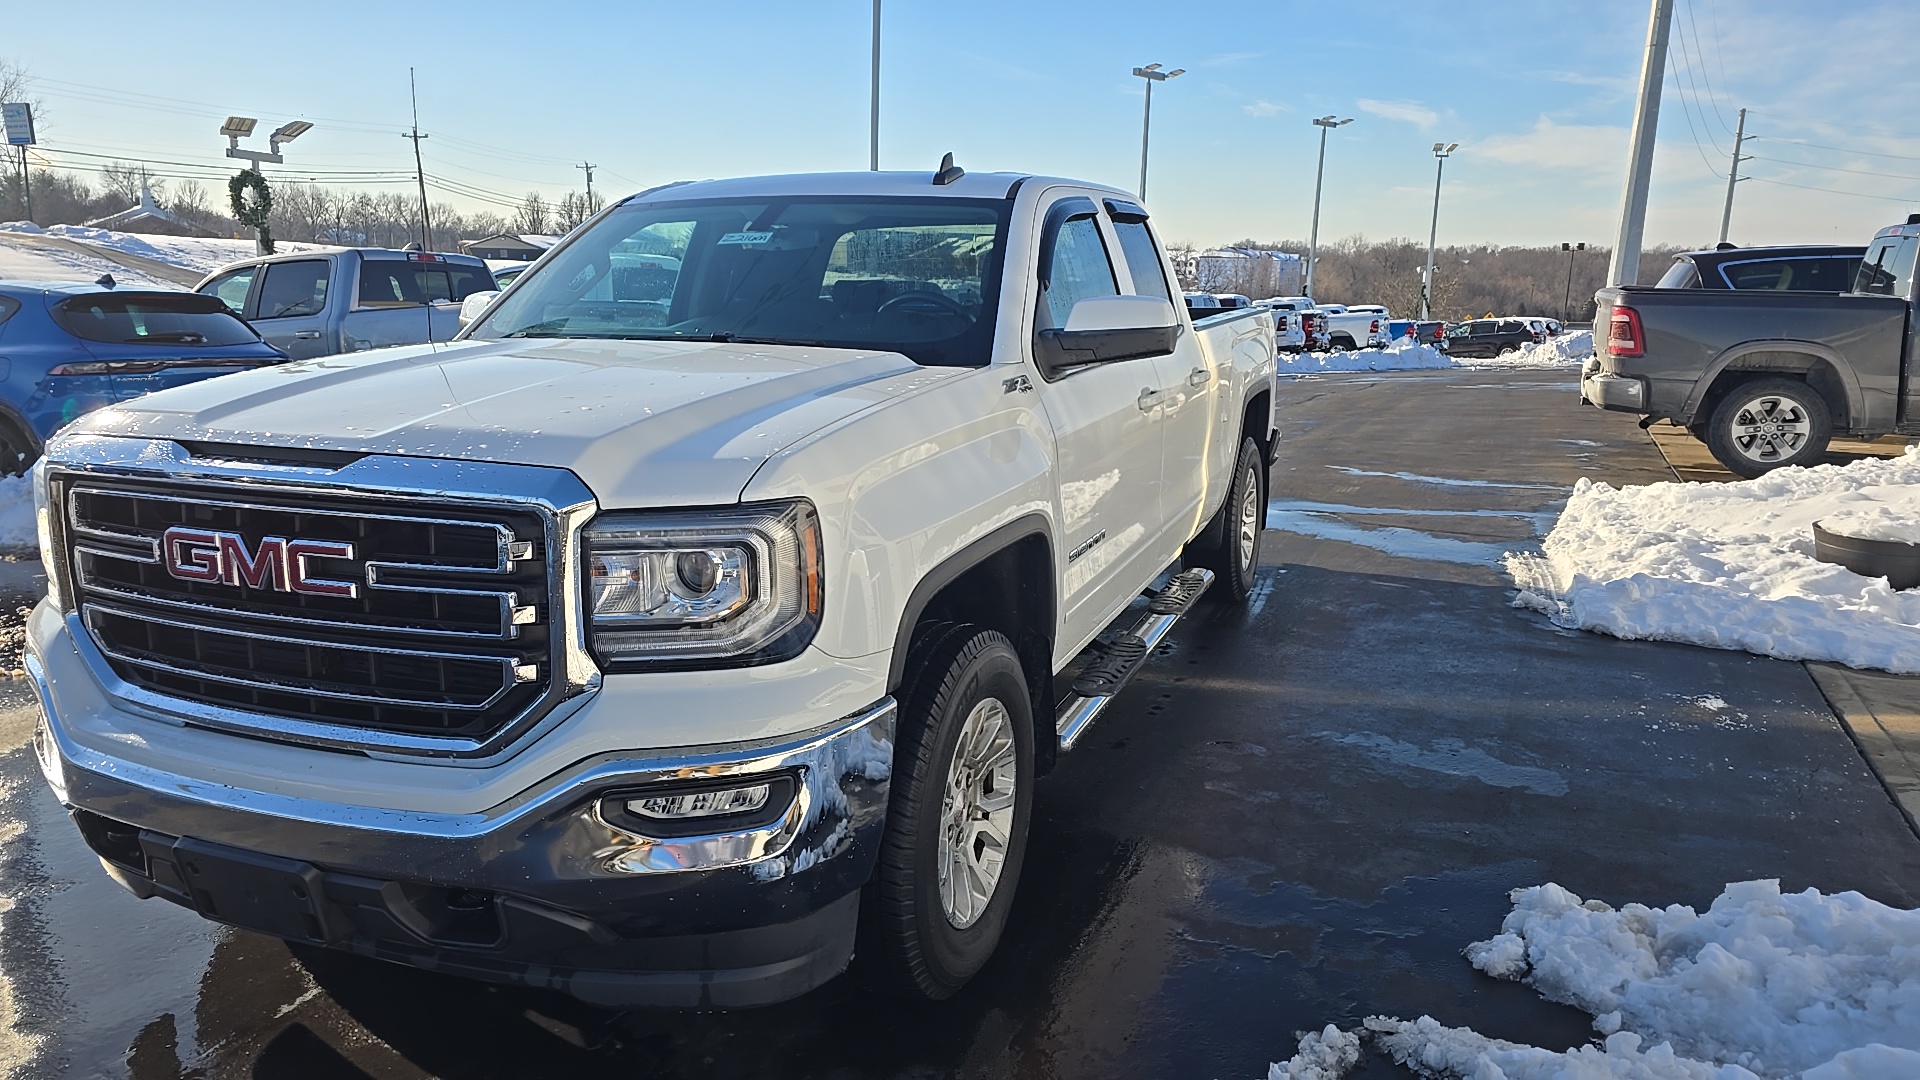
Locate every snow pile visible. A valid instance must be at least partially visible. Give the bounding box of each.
[1504,447,1920,673]
[0,221,45,234]
[0,476,34,552]
[1818,506,1918,546]
[1262,880,1920,1080]
[1282,338,1454,375]
[1466,329,1594,369]
[1268,1025,1363,1080]
[39,225,333,275]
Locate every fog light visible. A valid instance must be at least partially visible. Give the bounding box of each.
[628,783,770,821]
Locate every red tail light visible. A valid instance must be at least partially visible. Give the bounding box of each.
[1608,306,1644,358]
[1370,319,1380,333]
[1277,315,1288,330]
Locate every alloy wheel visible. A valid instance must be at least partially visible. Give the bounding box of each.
[938,697,1018,930]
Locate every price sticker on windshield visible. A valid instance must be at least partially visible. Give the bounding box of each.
[717,231,774,246]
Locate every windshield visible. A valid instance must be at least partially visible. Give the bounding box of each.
[52,292,262,346]
[469,195,1010,367]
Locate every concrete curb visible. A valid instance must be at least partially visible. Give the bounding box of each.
[1807,662,1920,842]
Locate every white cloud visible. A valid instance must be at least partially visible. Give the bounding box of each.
[1475,116,1628,172]
[1357,98,1438,129]
[1244,99,1288,118]
[1201,52,1260,68]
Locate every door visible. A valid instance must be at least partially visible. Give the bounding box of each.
[1104,200,1219,541]
[1027,194,1171,653]
[251,259,334,359]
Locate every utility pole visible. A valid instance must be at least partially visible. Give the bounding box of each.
[577,161,598,216]
[1718,107,1750,245]
[1607,0,1676,286]
[1304,115,1352,300]
[1422,142,1458,320]
[869,0,881,170]
[402,68,433,251]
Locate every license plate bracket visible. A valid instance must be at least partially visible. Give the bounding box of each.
[167,837,348,944]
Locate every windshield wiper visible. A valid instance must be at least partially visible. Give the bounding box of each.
[503,321,571,338]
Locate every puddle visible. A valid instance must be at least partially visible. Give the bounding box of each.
[1265,510,1526,567]
[1323,466,1566,493]
[1269,499,1559,536]
[1313,731,1570,796]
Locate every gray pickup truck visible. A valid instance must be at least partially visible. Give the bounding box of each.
[1585,216,1920,476]
[194,249,496,361]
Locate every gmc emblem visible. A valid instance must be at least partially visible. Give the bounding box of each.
[161,527,360,598]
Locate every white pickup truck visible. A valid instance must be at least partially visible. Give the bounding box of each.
[27,165,1277,1008]
[1315,303,1391,350]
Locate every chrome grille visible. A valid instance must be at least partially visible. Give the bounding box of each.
[65,477,556,744]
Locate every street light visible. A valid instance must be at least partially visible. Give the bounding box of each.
[222,115,312,167]
[1304,115,1352,300]
[271,120,313,153]
[1562,242,1589,322]
[1421,141,1458,320]
[870,0,881,170]
[1132,64,1184,202]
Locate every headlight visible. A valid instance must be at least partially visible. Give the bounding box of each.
[584,500,822,670]
[32,460,68,611]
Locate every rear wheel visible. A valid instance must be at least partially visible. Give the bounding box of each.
[863,625,1033,999]
[0,424,35,478]
[1182,436,1266,604]
[1330,334,1357,350]
[1704,378,1832,478]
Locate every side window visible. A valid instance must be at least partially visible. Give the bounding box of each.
[200,267,256,315]
[1469,321,1496,337]
[1722,260,1791,290]
[0,296,20,331]
[1042,215,1117,328]
[1498,319,1525,334]
[1655,260,1700,288]
[1110,220,1172,304]
[256,260,330,319]
[358,260,423,307]
[1856,237,1920,297]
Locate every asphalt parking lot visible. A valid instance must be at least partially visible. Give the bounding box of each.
[1,366,1916,1079]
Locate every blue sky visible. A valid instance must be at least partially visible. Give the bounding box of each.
[10,0,1920,249]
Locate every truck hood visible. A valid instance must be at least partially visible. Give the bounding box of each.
[68,338,951,507]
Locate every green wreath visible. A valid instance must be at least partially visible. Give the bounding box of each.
[229,169,275,254]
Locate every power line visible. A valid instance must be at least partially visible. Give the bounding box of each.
[1666,47,1725,180]
[1748,176,1920,204]
[1747,153,1920,185]
[1678,0,1738,138]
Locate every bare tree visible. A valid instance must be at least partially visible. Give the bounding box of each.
[514,192,550,236]
[99,160,163,207]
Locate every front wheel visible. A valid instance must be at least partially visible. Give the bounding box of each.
[1182,436,1266,604]
[863,625,1033,999]
[1704,378,1832,478]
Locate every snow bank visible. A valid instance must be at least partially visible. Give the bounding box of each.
[37,225,336,276]
[1466,329,1594,369]
[1268,1025,1362,1080]
[1282,339,1454,375]
[0,221,45,234]
[0,476,34,553]
[1262,880,1920,1080]
[1282,331,1593,376]
[1505,447,1920,673]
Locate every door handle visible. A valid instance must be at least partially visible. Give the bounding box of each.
[1187,368,1213,387]
[291,331,323,340]
[1137,387,1165,411]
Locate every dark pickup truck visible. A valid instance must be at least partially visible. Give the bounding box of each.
[1584,217,1920,476]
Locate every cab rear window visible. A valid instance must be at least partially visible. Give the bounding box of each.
[52,293,260,346]
[359,259,496,306]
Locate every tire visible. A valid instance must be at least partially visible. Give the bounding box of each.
[1182,436,1266,604]
[1330,334,1356,350]
[0,424,35,478]
[1704,377,1832,478]
[863,625,1034,999]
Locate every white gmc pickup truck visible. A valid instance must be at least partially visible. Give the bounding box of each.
[26,164,1278,1008]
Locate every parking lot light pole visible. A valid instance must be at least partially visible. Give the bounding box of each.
[1304,115,1352,300]
[1562,242,1587,322]
[1421,141,1457,320]
[1132,64,1183,202]
[870,0,881,170]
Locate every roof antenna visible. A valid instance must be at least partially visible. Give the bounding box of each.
[95,274,116,289]
[933,152,964,186]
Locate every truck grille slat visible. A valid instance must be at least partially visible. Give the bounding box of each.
[64,479,557,744]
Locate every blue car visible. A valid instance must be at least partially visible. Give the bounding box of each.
[0,279,288,474]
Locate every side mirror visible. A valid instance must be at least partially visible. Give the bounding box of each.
[1035,295,1177,378]
[458,291,500,330]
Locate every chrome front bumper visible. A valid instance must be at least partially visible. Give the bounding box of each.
[1579,365,1647,412]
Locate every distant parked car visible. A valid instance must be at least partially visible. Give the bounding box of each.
[1445,317,1541,358]
[0,280,287,473]
[1254,295,1318,351]
[1314,304,1390,350]
[1386,319,1449,350]
[195,249,496,360]
[1183,292,1253,320]
[490,263,531,288]
[1654,244,1865,292]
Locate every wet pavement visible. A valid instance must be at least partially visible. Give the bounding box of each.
[2,366,1917,1079]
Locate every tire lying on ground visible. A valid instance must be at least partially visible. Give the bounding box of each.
[1704,376,1833,478]
[862,624,1034,999]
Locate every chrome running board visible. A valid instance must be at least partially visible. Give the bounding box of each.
[1055,567,1214,752]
